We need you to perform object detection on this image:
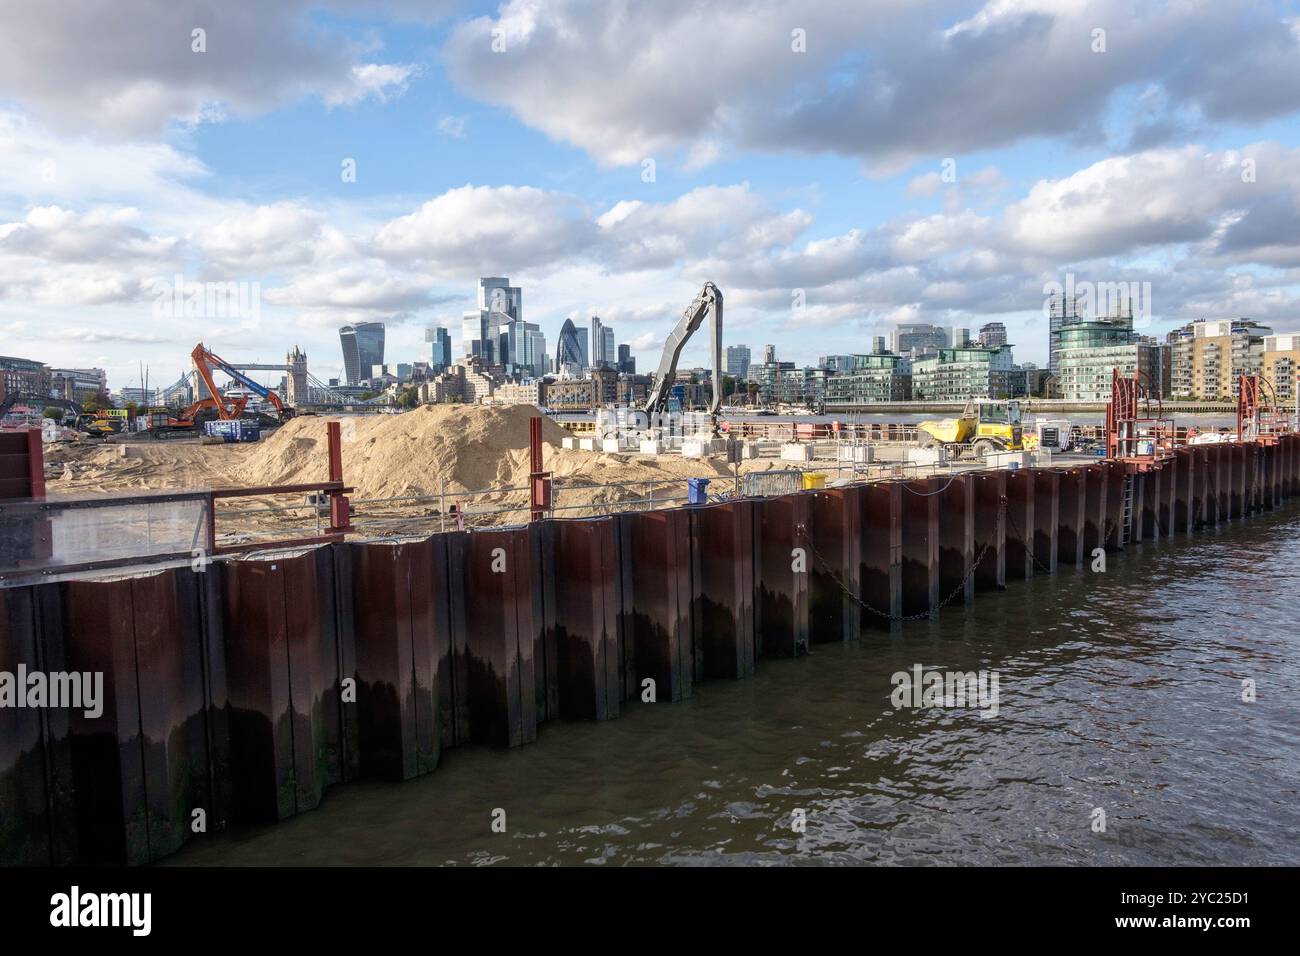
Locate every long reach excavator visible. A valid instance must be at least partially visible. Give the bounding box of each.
[643,281,724,435]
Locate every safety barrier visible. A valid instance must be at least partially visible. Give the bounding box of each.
[4,435,1300,865]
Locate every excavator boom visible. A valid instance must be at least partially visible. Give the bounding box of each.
[644,282,723,433]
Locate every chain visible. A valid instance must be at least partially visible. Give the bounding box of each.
[1001,496,1055,574]
[794,498,1001,623]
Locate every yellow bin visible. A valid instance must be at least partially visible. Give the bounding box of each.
[802,472,826,490]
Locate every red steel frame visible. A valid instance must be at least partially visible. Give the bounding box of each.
[1106,367,1173,469]
[206,419,353,555]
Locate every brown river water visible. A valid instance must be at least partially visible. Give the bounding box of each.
[168,501,1300,866]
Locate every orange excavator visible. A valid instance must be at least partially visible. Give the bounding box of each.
[150,344,293,439]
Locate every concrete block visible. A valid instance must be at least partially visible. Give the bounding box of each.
[562,436,577,450]
[639,439,665,455]
[600,438,622,453]
[682,438,724,458]
[907,445,947,466]
[780,442,814,462]
[578,437,597,451]
[838,445,874,463]
[740,441,763,459]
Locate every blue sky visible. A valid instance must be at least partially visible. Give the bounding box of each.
[2,0,1300,390]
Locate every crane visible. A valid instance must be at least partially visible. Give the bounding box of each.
[148,344,292,438]
[644,282,724,435]
[188,343,291,421]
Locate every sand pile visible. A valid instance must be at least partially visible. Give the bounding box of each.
[45,405,788,526]
[241,404,572,500]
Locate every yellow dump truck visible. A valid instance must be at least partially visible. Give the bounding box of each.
[917,400,1025,457]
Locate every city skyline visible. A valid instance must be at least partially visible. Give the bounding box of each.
[2,2,1300,390]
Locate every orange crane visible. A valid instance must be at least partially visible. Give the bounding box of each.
[149,344,292,438]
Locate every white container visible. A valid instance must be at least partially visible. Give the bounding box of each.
[639,439,665,455]
[601,438,622,453]
[561,436,577,450]
[780,442,814,462]
[838,445,874,463]
[578,437,597,451]
[682,438,723,458]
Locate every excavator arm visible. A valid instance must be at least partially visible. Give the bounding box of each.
[644,282,723,433]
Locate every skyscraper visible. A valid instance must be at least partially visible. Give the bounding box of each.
[726,344,751,379]
[339,322,385,385]
[502,319,547,377]
[463,277,523,363]
[591,316,615,367]
[1048,293,1083,376]
[617,343,634,374]
[763,344,776,364]
[478,277,521,321]
[556,318,587,373]
[426,326,452,370]
[891,323,950,355]
[978,322,1007,348]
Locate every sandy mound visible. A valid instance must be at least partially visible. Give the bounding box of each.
[241,404,572,500]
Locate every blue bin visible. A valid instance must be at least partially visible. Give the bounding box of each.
[687,477,711,504]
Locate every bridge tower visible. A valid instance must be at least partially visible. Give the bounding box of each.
[287,345,309,406]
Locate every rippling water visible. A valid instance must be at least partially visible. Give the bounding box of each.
[170,502,1300,866]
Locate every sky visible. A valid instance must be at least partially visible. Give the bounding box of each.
[2,0,1300,391]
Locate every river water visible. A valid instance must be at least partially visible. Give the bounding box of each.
[170,501,1300,867]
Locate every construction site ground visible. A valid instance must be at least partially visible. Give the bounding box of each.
[39,404,1097,546]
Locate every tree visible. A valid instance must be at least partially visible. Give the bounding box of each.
[42,407,64,420]
[398,386,420,409]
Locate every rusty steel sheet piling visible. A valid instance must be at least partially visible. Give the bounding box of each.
[1172,450,1192,534]
[530,521,561,720]
[1143,461,1161,538]
[936,473,975,609]
[1003,469,1034,581]
[48,571,223,865]
[621,508,693,702]
[350,538,443,780]
[1102,462,1125,550]
[1056,468,1086,568]
[453,528,539,748]
[222,547,352,821]
[690,501,757,678]
[754,494,810,656]
[0,587,54,865]
[1187,449,1206,531]
[972,471,1006,591]
[10,433,1300,868]
[551,518,623,720]
[860,482,902,628]
[1081,465,1105,558]
[806,487,861,643]
[900,478,940,618]
[1032,470,1059,573]
[1228,444,1245,520]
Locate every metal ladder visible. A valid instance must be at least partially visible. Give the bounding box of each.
[1120,473,1135,545]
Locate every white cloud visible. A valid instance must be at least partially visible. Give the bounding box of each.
[0,1,430,137]
[442,0,1300,171]
[326,63,420,107]
[437,114,467,138]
